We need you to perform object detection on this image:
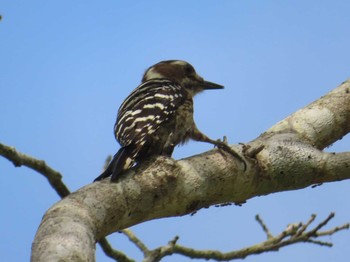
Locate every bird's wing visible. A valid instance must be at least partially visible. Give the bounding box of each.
[114,79,186,147]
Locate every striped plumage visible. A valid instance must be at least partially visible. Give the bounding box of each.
[94,60,246,182]
[115,79,185,149]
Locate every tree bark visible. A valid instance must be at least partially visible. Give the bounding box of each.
[31,79,350,262]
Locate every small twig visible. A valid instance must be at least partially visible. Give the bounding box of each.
[162,213,349,261]
[295,214,316,236]
[307,212,335,237]
[0,142,70,198]
[143,236,180,262]
[316,223,350,237]
[255,214,273,239]
[168,236,180,246]
[98,238,135,262]
[121,229,150,255]
[305,239,333,247]
[269,222,301,245]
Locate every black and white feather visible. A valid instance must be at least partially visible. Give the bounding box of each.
[94,60,245,182]
[115,80,186,148]
[95,78,187,182]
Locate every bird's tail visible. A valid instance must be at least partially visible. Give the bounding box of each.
[94,147,134,182]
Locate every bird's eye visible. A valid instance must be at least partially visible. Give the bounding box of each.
[184,64,195,75]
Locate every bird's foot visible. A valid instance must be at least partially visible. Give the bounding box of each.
[214,138,247,171]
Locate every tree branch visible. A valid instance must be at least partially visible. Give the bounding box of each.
[2,78,346,261]
[29,78,350,261]
[168,213,349,260]
[255,214,274,239]
[121,229,150,256]
[257,79,350,150]
[0,143,70,198]
[0,143,134,261]
[31,211,348,261]
[98,238,135,262]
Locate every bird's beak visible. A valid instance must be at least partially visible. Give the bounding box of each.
[201,80,224,90]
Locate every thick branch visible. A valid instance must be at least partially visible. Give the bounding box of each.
[26,79,350,261]
[31,146,350,261]
[0,143,133,261]
[258,79,350,150]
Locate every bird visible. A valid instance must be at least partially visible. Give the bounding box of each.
[94,60,246,182]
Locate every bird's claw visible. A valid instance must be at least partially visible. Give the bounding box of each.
[215,140,247,171]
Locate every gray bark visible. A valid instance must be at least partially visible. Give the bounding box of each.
[31,79,350,262]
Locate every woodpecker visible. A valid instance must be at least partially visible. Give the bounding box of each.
[94,60,246,182]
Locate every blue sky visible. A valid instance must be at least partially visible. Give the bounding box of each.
[1,1,350,261]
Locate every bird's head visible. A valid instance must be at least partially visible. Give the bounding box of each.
[142,60,224,96]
